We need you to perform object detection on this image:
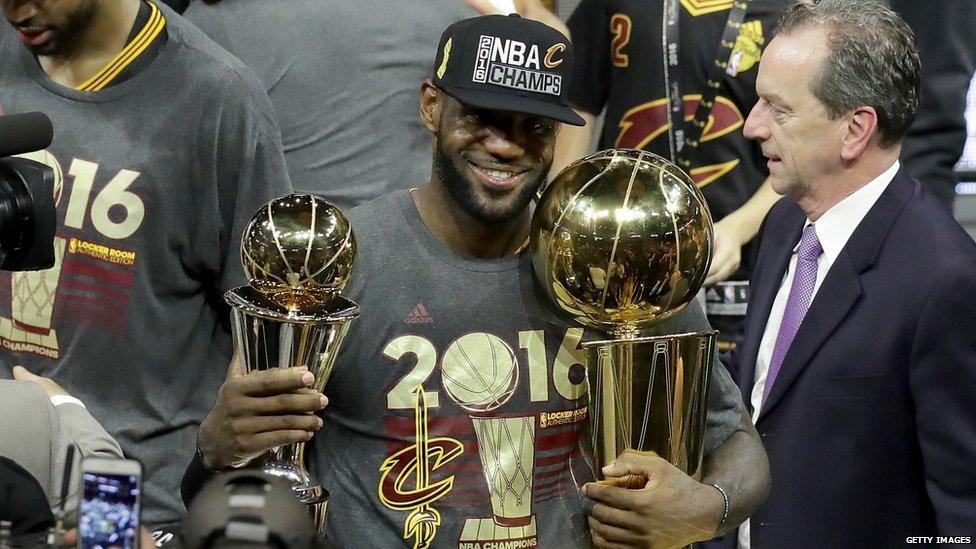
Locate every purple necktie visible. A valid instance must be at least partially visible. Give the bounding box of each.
[762,224,823,404]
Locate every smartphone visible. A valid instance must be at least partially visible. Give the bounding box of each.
[77,457,142,549]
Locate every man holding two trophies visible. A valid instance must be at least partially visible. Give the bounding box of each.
[185,14,770,548]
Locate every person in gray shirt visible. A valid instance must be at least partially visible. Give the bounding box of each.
[186,14,769,548]
[185,0,477,209]
[0,0,292,528]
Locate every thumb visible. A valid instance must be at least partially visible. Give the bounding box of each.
[12,365,38,381]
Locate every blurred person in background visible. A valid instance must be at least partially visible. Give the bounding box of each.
[185,0,479,209]
[0,0,292,529]
[890,0,976,209]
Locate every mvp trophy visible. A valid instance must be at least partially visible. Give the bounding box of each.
[531,149,716,484]
[225,193,359,538]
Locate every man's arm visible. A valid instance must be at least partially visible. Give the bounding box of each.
[706,177,780,286]
[552,109,598,177]
[700,410,770,535]
[910,264,976,532]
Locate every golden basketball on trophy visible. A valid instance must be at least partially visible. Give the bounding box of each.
[226,193,360,539]
[531,149,717,482]
[241,193,356,312]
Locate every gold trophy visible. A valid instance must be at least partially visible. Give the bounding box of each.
[530,149,716,483]
[225,193,359,538]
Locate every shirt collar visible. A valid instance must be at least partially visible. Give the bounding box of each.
[797,160,900,263]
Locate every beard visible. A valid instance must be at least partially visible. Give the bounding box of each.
[432,139,545,224]
[26,0,98,57]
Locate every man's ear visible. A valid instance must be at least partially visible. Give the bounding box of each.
[420,80,442,134]
[841,106,878,161]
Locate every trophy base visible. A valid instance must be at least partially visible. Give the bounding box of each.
[261,459,329,540]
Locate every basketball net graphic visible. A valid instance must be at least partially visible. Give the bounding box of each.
[470,416,536,528]
[440,333,538,544]
[0,150,65,354]
[1,237,65,352]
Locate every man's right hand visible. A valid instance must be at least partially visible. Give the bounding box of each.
[197,365,327,470]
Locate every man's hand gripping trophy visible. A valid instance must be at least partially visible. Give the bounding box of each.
[197,194,359,537]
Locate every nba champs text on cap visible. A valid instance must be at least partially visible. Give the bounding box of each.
[432,14,586,126]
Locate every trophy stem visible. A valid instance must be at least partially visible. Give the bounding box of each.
[226,287,359,539]
[584,330,716,482]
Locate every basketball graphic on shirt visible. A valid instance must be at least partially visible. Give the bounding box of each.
[441,332,518,412]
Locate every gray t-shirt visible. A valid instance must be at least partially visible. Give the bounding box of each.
[184,0,477,210]
[311,191,745,548]
[0,4,292,526]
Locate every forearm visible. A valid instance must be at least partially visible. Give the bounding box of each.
[717,177,779,245]
[551,110,597,178]
[700,411,770,536]
[181,449,218,506]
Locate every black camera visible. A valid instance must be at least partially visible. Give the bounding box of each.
[0,112,57,271]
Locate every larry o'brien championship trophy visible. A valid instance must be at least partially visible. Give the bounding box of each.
[224,194,359,538]
[531,149,717,486]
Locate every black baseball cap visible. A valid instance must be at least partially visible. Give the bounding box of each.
[432,14,586,126]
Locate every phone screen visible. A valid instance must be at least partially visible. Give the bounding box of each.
[78,472,141,549]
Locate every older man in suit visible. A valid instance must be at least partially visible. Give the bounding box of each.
[725,1,976,547]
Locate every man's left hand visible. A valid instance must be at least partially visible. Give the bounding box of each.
[583,451,724,548]
[705,218,744,286]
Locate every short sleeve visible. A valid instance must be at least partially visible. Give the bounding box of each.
[212,81,294,294]
[567,0,612,115]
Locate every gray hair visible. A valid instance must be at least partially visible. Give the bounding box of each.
[776,0,921,147]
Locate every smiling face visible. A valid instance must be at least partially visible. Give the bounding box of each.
[1,0,98,56]
[743,27,847,200]
[423,84,557,223]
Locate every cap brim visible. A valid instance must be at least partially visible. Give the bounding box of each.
[442,86,587,126]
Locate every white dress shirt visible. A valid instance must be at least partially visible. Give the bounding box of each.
[738,161,899,549]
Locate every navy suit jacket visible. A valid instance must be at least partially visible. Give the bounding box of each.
[723,169,976,547]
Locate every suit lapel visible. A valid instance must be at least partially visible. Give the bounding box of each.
[737,203,805,408]
[758,169,917,420]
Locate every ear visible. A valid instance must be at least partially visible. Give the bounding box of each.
[840,106,878,161]
[420,80,442,134]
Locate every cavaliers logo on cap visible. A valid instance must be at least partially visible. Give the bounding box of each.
[544,43,566,69]
[437,37,452,79]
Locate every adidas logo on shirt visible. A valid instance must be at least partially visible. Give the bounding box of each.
[405,303,434,324]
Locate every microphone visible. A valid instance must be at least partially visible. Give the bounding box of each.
[0,112,54,158]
